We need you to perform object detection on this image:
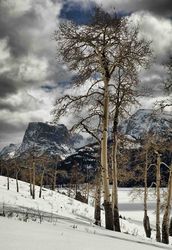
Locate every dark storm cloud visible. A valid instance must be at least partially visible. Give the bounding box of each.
[0,119,27,135]
[0,119,27,148]
[0,75,18,98]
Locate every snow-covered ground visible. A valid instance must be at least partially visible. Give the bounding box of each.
[0,176,171,249]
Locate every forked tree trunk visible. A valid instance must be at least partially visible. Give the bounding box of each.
[162,164,172,244]
[101,78,113,230]
[156,152,161,242]
[143,150,151,238]
[94,169,101,226]
[112,133,120,232]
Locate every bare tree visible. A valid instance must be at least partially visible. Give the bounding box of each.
[13,161,20,193]
[162,162,172,244]
[156,57,172,111]
[94,167,101,226]
[155,150,161,242]
[54,6,152,230]
[110,64,140,231]
[29,164,33,197]
[39,160,46,198]
[4,160,10,190]
[143,145,151,238]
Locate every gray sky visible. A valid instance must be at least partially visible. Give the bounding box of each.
[0,0,172,149]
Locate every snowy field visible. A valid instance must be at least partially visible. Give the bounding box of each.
[0,176,171,250]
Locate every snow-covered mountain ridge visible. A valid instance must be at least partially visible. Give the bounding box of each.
[119,109,172,140]
[0,109,171,160]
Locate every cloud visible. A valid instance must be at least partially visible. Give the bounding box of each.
[0,0,172,149]
[130,12,172,61]
[69,0,172,17]
[128,12,172,98]
[0,0,65,148]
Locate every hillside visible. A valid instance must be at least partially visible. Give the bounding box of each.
[0,176,172,249]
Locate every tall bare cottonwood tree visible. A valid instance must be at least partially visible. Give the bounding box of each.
[54,7,151,230]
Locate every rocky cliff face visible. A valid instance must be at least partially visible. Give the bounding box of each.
[19,122,73,157]
[0,122,84,160]
[119,109,172,140]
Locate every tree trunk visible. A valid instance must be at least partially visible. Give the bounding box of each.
[39,166,45,198]
[68,183,71,197]
[169,217,172,236]
[143,150,151,238]
[112,133,120,232]
[94,169,101,226]
[16,171,19,193]
[101,78,113,230]
[162,164,172,244]
[7,175,9,190]
[6,168,9,190]
[156,153,161,242]
[52,170,57,191]
[32,160,36,199]
[29,167,33,197]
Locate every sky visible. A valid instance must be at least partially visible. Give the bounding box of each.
[0,0,172,149]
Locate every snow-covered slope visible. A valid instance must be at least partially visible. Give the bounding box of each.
[0,176,171,250]
[120,109,172,140]
[1,217,171,250]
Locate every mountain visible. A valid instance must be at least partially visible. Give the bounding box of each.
[0,143,20,160]
[0,122,84,160]
[119,109,172,140]
[1,109,172,161]
[1,109,171,187]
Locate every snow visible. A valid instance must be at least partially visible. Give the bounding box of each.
[0,176,172,249]
[1,216,171,250]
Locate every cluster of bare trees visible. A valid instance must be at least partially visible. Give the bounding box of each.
[0,153,68,199]
[140,137,172,244]
[54,6,152,231]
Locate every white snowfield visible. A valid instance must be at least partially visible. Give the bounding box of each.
[0,176,171,250]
